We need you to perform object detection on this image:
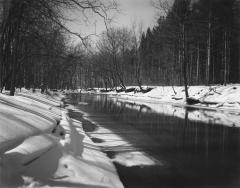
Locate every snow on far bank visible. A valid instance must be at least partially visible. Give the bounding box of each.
[83,84,240,110]
[80,84,240,127]
[143,85,240,108]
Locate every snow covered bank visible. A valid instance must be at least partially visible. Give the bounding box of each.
[0,92,60,154]
[55,111,124,188]
[80,85,240,127]
[0,91,124,188]
[85,84,240,111]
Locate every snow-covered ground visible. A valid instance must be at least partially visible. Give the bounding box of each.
[81,84,240,127]
[0,90,123,188]
[86,84,240,111]
[2,84,239,187]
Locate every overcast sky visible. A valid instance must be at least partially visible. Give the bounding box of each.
[66,0,158,44]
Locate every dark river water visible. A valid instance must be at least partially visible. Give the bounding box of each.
[68,93,240,188]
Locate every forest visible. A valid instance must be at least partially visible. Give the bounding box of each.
[0,0,240,95]
[81,0,240,92]
[0,0,116,95]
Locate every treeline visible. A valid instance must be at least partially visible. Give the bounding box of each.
[76,26,144,90]
[0,0,115,95]
[140,0,240,86]
[77,0,240,91]
[1,0,239,94]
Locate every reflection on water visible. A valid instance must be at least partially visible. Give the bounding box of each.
[70,93,240,188]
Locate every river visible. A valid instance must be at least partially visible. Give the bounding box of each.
[67,93,240,188]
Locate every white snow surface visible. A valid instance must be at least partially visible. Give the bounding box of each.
[0,101,57,154]
[0,91,123,188]
[0,94,61,122]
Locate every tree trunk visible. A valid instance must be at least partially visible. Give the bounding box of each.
[196,42,200,84]
[224,30,230,85]
[182,23,189,99]
[206,15,211,85]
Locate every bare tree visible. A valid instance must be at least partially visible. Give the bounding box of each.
[96,27,135,90]
[0,0,117,95]
[131,21,144,91]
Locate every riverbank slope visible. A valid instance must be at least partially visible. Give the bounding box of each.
[0,90,123,188]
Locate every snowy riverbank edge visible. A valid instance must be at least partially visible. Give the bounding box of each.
[0,91,124,188]
[80,84,240,127]
[83,84,240,112]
